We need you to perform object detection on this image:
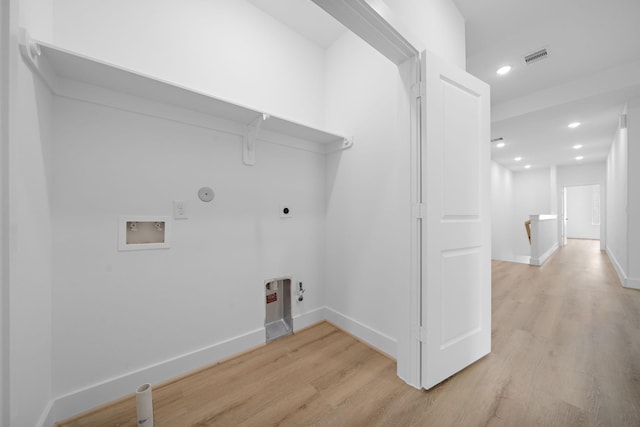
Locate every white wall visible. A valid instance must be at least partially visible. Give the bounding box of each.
[0,2,9,424]
[513,168,552,258]
[566,185,600,239]
[384,0,466,68]
[625,100,640,287]
[51,91,327,405]
[490,161,517,261]
[10,0,469,419]
[605,100,640,290]
[9,39,54,427]
[53,0,327,130]
[19,0,52,41]
[607,125,628,283]
[323,31,408,358]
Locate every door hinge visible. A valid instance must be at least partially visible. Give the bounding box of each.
[411,81,424,98]
[412,203,426,219]
[414,326,427,342]
[411,81,425,98]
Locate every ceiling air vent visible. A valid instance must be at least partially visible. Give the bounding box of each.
[523,48,549,65]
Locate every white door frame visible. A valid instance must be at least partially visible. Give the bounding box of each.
[1,0,18,423]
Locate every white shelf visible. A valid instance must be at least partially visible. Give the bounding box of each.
[31,40,349,151]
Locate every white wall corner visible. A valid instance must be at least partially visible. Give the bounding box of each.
[293,307,327,331]
[530,242,559,266]
[623,277,640,290]
[606,247,628,288]
[323,307,398,360]
[37,399,55,427]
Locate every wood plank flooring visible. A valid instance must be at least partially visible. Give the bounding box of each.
[57,239,640,426]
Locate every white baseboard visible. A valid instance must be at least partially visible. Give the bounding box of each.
[605,248,640,290]
[50,307,330,425]
[52,326,265,423]
[323,307,397,359]
[37,399,55,427]
[606,248,627,287]
[624,277,640,290]
[530,242,559,266]
[511,255,531,264]
[293,307,327,331]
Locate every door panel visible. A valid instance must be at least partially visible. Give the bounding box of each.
[421,51,491,389]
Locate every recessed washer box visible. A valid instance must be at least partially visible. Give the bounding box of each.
[118,216,172,251]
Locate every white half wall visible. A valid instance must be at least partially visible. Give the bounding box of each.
[513,168,552,259]
[529,215,559,266]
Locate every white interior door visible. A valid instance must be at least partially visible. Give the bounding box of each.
[421,51,491,389]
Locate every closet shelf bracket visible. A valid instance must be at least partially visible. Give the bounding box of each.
[325,137,353,154]
[18,28,42,74]
[243,113,270,166]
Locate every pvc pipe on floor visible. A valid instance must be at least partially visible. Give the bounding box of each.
[136,383,154,426]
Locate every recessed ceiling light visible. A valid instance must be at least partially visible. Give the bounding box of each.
[496,65,512,75]
[568,122,581,129]
[524,165,532,169]
[573,144,583,149]
[514,156,522,161]
[491,137,505,148]
[576,156,584,160]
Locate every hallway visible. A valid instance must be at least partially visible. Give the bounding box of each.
[58,239,640,426]
[491,238,640,425]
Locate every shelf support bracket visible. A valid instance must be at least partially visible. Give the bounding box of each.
[18,28,42,73]
[324,137,353,154]
[243,113,269,166]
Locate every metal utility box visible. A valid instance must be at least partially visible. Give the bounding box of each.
[264,278,292,342]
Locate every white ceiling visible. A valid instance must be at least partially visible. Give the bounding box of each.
[453,0,640,171]
[245,0,640,171]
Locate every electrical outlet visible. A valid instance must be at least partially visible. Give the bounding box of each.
[173,201,188,219]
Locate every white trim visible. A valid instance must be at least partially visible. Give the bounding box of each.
[529,214,557,221]
[52,327,266,422]
[530,242,559,266]
[624,277,640,290]
[323,307,397,359]
[51,307,330,423]
[606,248,640,290]
[606,247,627,287]
[36,400,55,427]
[311,0,419,64]
[293,307,326,331]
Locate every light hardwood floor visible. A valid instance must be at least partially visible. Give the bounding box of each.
[57,239,640,426]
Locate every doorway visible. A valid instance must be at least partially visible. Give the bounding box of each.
[562,185,601,243]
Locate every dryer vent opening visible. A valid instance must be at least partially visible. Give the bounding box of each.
[265,278,292,342]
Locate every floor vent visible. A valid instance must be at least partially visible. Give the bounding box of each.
[523,48,549,65]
